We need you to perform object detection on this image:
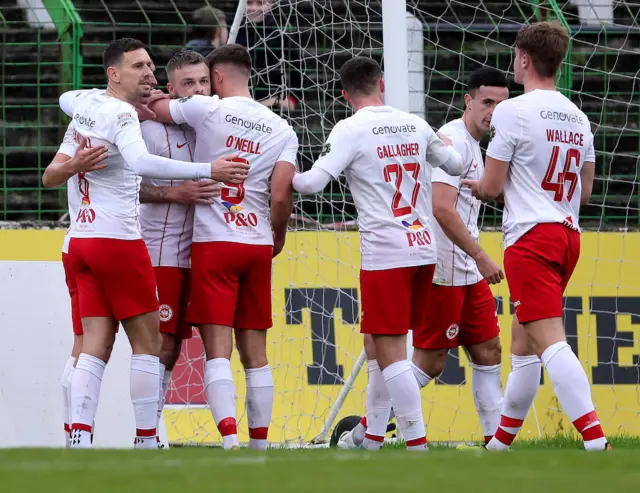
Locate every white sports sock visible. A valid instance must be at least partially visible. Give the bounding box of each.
[61,356,75,447]
[245,364,274,450]
[131,354,160,449]
[487,355,540,451]
[362,359,391,450]
[541,341,607,450]
[410,362,433,389]
[205,358,238,450]
[470,363,503,444]
[70,353,105,448]
[352,417,367,446]
[156,364,172,437]
[382,360,427,451]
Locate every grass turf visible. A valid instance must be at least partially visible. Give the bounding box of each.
[2,436,639,493]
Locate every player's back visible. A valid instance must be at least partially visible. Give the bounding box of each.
[488,90,594,247]
[172,95,297,245]
[67,89,145,240]
[139,120,196,267]
[332,106,437,270]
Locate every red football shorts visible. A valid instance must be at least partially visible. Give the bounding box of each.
[187,241,273,330]
[155,266,193,340]
[68,238,159,321]
[62,252,83,336]
[504,222,580,324]
[360,264,435,336]
[413,280,499,350]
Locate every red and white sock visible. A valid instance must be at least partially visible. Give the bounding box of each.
[131,354,160,449]
[205,358,238,450]
[487,354,540,451]
[156,364,172,441]
[245,364,273,450]
[362,359,391,450]
[410,362,433,389]
[470,362,503,445]
[541,341,608,450]
[382,360,427,451]
[70,353,105,448]
[61,356,76,448]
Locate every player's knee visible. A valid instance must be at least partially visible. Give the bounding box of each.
[159,333,177,367]
[363,334,376,360]
[239,348,268,369]
[423,358,446,379]
[469,338,502,366]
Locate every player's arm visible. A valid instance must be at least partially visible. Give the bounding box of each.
[433,180,504,284]
[292,123,354,194]
[425,129,464,176]
[42,129,108,188]
[59,90,90,117]
[271,130,299,257]
[462,101,517,200]
[580,140,596,205]
[146,94,213,126]
[139,181,220,204]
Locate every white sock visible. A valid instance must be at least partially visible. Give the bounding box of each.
[470,363,503,445]
[61,356,76,447]
[487,355,540,451]
[245,364,274,450]
[131,354,160,449]
[382,360,427,451]
[362,359,391,450]
[156,364,171,437]
[205,358,238,450]
[410,362,433,389]
[541,341,608,450]
[352,417,367,446]
[70,353,105,448]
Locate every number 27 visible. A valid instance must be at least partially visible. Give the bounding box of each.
[384,162,420,217]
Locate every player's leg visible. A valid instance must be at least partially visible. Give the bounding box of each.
[188,242,240,450]
[68,239,117,448]
[361,265,430,451]
[505,224,608,450]
[97,238,162,449]
[458,280,503,445]
[234,244,275,450]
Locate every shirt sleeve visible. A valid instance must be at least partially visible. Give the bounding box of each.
[486,100,520,162]
[425,129,464,176]
[585,133,596,162]
[59,90,88,117]
[276,128,299,169]
[57,122,78,157]
[169,95,221,127]
[119,140,211,180]
[432,127,469,188]
[108,105,146,152]
[313,121,356,179]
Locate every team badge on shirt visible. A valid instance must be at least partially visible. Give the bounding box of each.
[320,142,331,156]
[489,125,496,143]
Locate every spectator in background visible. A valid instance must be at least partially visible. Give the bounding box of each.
[185,6,229,57]
[236,0,301,111]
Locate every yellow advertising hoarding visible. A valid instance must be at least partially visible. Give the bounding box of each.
[2,229,639,443]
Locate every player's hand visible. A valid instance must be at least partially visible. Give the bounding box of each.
[70,135,108,173]
[211,156,250,183]
[135,90,168,121]
[461,179,482,200]
[272,232,286,258]
[437,132,453,147]
[472,250,504,285]
[170,179,221,205]
[145,89,169,105]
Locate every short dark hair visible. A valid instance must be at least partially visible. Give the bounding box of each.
[467,67,508,95]
[339,57,382,96]
[206,44,251,76]
[166,50,207,79]
[191,6,227,40]
[515,21,570,78]
[102,38,147,73]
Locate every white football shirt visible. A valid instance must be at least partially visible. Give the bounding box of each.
[169,95,298,246]
[312,105,458,271]
[57,123,80,254]
[487,89,595,248]
[432,118,483,286]
[139,121,196,268]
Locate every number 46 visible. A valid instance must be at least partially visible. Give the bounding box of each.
[541,146,580,202]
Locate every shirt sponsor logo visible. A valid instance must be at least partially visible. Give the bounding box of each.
[225,114,273,134]
[372,124,417,135]
[73,113,96,128]
[539,110,584,125]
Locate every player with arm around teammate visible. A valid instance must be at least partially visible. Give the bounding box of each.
[57,38,248,449]
[146,44,298,450]
[138,49,221,443]
[293,56,464,450]
[463,22,606,451]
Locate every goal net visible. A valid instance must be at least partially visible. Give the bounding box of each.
[63,0,640,446]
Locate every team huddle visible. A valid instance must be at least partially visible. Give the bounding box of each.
[44,20,608,451]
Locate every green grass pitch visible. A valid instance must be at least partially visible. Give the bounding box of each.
[2,435,639,493]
